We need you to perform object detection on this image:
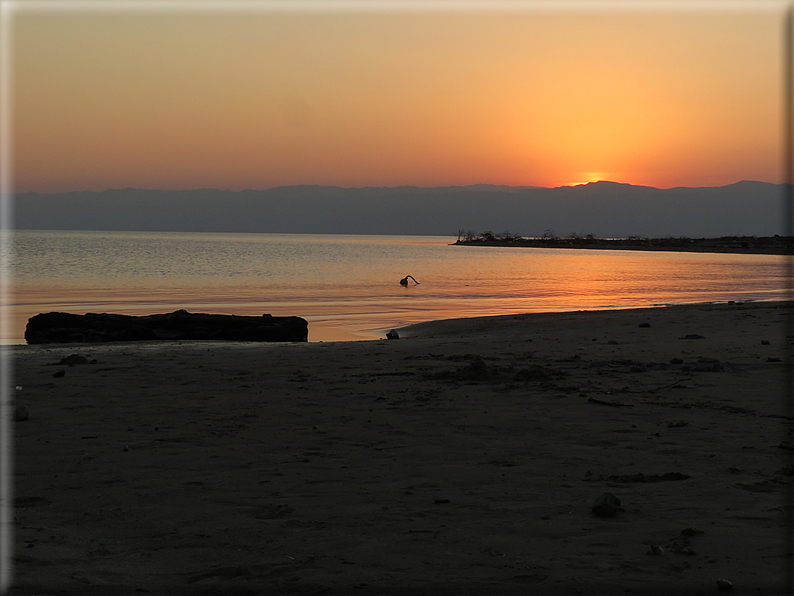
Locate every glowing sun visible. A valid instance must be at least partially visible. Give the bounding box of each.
[566,172,608,187]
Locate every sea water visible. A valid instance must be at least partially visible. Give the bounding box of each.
[6,229,789,344]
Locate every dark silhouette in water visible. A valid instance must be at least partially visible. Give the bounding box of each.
[400,275,420,286]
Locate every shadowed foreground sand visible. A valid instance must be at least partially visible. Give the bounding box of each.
[9,302,794,594]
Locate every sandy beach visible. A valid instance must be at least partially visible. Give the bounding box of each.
[7,301,794,594]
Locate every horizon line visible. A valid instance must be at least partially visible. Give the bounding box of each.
[12,179,783,194]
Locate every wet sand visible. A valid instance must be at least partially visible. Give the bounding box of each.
[8,301,794,594]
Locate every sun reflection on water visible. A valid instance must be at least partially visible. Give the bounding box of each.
[9,231,787,343]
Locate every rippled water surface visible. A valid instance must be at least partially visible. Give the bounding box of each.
[7,230,788,343]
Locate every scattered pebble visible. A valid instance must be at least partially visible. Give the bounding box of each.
[458,357,490,381]
[591,492,622,517]
[14,405,29,422]
[514,365,552,382]
[386,330,399,340]
[691,360,723,372]
[716,577,733,590]
[58,354,89,366]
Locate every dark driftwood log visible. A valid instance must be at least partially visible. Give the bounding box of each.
[25,310,309,344]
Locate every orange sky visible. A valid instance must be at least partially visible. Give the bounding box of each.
[7,2,789,192]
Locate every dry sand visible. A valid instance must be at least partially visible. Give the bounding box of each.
[7,301,794,595]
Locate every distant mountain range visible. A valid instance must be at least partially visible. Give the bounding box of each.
[12,180,789,238]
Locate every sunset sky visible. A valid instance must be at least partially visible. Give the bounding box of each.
[6,0,790,193]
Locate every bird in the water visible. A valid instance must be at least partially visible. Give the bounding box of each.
[400,275,420,286]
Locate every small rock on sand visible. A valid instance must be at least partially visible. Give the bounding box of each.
[716,577,733,590]
[14,404,29,421]
[58,354,89,366]
[591,492,622,517]
[513,365,552,382]
[458,356,490,381]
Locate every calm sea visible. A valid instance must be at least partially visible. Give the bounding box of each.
[6,230,788,344]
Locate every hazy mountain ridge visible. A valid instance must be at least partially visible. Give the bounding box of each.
[13,181,787,238]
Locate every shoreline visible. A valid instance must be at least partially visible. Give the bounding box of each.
[452,235,794,255]
[8,299,785,348]
[9,301,794,594]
